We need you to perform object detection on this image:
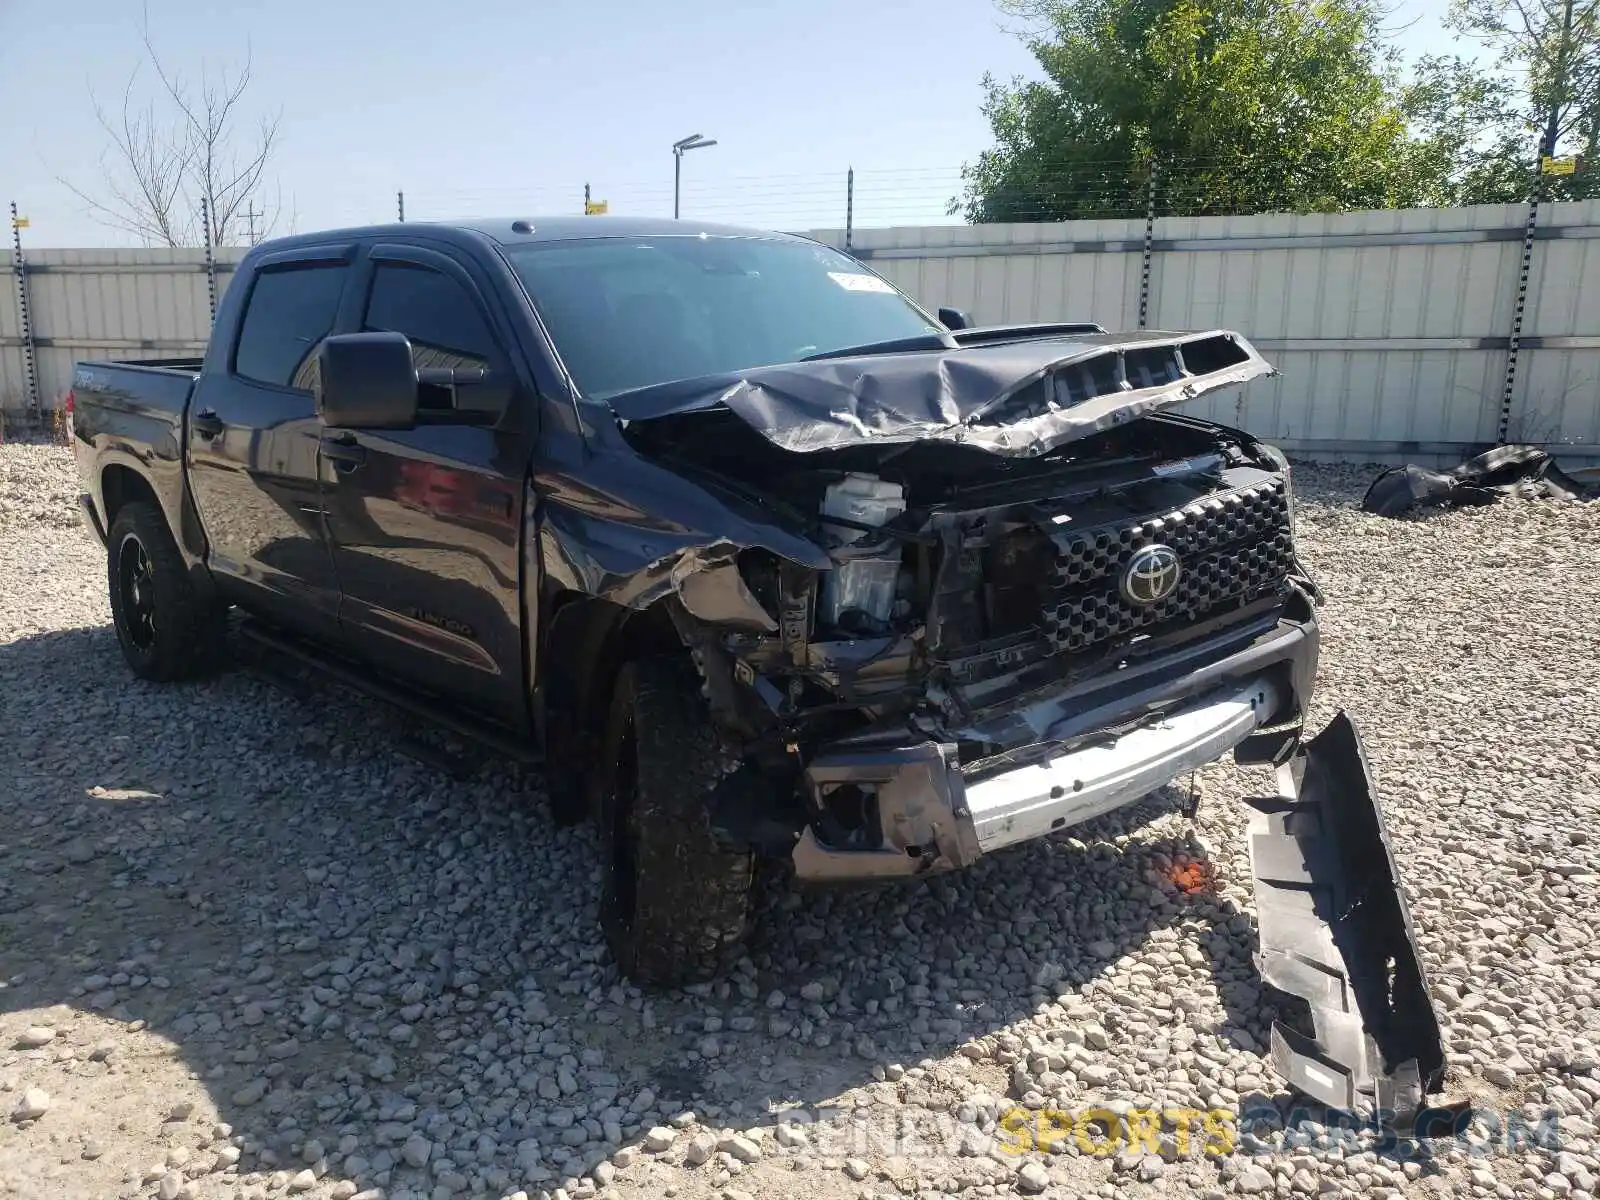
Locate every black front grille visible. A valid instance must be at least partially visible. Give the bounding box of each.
[1040,477,1293,653]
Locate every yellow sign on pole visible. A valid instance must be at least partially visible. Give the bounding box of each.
[11,216,28,229]
[585,199,609,215]
[1541,155,1577,176]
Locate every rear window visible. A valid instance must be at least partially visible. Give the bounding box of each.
[233,264,349,389]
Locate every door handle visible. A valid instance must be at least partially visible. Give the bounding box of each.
[321,434,367,471]
[192,409,225,439]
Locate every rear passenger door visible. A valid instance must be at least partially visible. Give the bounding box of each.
[187,246,353,640]
[318,244,532,725]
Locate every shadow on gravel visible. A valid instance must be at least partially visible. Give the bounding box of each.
[0,623,1298,1198]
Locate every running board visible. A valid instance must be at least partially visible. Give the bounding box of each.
[236,619,541,766]
[1243,712,1447,1124]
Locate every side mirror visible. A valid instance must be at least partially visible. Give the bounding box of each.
[938,306,974,331]
[314,332,418,430]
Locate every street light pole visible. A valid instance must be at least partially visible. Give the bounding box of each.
[671,133,718,219]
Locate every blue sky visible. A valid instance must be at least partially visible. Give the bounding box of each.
[1,0,1464,247]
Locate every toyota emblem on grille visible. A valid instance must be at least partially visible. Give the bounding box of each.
[1121,544,1181,606]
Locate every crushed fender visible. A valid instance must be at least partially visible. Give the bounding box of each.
[1362,444,1599,517]
[1243,712,1446,1123]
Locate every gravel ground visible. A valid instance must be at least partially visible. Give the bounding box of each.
[2,441,1598,1200]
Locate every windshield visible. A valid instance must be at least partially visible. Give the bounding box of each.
[506,235,945,399]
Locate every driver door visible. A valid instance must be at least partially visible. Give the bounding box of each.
[319,244,532,725]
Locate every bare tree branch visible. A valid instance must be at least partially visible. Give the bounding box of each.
[61,13,282,247]
[56,66,193,246]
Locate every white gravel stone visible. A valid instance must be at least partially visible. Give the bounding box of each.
[718,1134,761,1163]
[1237,1164,1275,1193]
[10,1089,51,1122]
[644,1127,677,1153]
[1015,1160,1050,1193]
[683,1132,718,1166]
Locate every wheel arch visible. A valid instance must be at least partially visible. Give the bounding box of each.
[100,463,160,527]
[539,591,688,820]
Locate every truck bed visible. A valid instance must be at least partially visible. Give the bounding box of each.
[71,357,202,552]
[73,358,202,407]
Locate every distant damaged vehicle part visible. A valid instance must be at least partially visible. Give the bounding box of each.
[1243,713,1447,1123]
[1362,443,1599,517]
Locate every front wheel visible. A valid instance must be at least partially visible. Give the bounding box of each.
[597,657,754,986]
[106,500,226,681]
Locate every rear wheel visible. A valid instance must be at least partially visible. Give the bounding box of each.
[107,501,226,681]
[597,657,754,986]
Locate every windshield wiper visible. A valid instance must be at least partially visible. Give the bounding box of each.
[799,334,955,362]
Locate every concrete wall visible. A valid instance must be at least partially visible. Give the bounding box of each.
[7,203,1599,462]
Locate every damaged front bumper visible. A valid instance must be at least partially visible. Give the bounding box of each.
[793,674,1285,879]
[791,594,1319,881]
[1244,713,1447,1122]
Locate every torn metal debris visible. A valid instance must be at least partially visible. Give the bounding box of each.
[1362,444,1599,517]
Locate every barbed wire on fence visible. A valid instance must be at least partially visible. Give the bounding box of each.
[14,149,1598,254]
[390,155,1598,241]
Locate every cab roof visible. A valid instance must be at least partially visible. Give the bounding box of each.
[255,216,809,253]
[458,216,807,245]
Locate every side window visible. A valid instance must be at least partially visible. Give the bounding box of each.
[363,263,497,375]
[233,264,348,390]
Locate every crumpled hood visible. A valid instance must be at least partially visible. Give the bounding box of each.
[607,329,1275,458]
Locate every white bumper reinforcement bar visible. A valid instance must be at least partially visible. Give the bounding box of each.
[792,675,1282,881]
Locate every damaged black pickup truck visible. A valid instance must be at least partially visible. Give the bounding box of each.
[71,217,1444,1120]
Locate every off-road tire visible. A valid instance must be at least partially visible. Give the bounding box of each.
[107,500,226,681]
[597,657,754,986]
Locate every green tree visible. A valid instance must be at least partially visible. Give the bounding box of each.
[1405,0,1600,201]
[1400,56,1533,204]
[1449,0,1598,160]
[958,0,1453,221]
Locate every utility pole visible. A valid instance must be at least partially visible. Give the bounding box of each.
[243,202,262,245]
[671,133,717,219]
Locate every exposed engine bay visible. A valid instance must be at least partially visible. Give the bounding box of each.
[624,406,1311,758]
